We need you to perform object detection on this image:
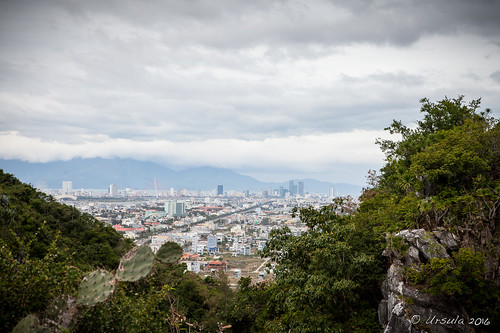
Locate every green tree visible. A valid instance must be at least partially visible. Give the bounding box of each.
[361,95,500,330]
[368,96,499,240]
[260,199,384,332]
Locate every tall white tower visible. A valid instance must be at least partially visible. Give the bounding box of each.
[109,184,118,197]
[62,181,72,194]
[329,186,335,199]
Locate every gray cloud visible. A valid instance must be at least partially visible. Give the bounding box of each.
[0,130,390,184]
[341,71,426,86]
[34,0,500,48]
[491,70,500,84]
[1,0,500,183]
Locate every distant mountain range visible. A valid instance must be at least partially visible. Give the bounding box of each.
[0,158,363,197]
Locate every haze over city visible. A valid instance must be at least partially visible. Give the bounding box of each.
[1,0,500,185]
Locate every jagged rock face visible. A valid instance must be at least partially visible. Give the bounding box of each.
[379,229,473,333]
[395,229,450,260]
[432,229,459,251]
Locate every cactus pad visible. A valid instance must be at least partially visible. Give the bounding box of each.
[156,242,183,264]
[12,314,39,333]
[29,328,50,333]
[116,244,154,282]
[77,269,115,306]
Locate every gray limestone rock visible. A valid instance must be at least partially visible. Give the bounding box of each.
[378,299,389,326]
[379,229,473,333]
[396,229,449,260]
[383,301,420,333]
[404,245,421,267]
[433,229,459,251]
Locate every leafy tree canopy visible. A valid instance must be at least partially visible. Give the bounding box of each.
[363,96,499,245]
[260,198,384,332]
[0,170,133,270]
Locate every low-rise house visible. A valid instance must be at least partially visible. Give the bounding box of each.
[207,260,227,272]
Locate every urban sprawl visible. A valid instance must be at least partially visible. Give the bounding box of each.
[45,180,340,284]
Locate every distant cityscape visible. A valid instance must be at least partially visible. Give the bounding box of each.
[2,157,354,282]
[54,179,338,200]
[0,158,362,197]
[46,179,342,281]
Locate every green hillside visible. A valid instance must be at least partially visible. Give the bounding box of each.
[0,171,133,331]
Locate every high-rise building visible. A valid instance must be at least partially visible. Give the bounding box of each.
[165,200,186,217]
[298,181,304,196]
[109,184,118,197]
[62,181,72,194]
[329,186,335,199]
[289,180,295,196]
[217,185,223,196]
[175,201,185,216]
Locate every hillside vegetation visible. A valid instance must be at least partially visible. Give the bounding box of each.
[0,171,134,331]
[1,96,498,332]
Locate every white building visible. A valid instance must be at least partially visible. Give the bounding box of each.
[329,186,335,198]
[186,261,200,274]
[192,236,199,253]
[109,184,118,197]
[62,181,72,194]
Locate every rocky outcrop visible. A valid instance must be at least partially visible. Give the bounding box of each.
[379,229,472,333]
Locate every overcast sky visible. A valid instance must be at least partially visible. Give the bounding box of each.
[1,0,499,185]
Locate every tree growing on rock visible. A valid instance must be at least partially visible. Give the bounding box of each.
[363,96,500,332]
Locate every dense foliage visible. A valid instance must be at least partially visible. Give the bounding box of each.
[258,199,384,332]
[363,96,500,329]
[372,96,499,241]
[0,170,133,331]
[0,171,133,270]
[75,263,234,332]
[405,247,498,321]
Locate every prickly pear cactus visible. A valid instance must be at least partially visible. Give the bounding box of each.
[116,244,154,282]
[156,241,183,264]
[28,327,49,333]
[76,269,115,306]
[12,314,39,333]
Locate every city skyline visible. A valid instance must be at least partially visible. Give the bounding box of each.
[1,0,499,185]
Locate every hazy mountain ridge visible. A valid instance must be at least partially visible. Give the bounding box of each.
[0,158,363,196]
